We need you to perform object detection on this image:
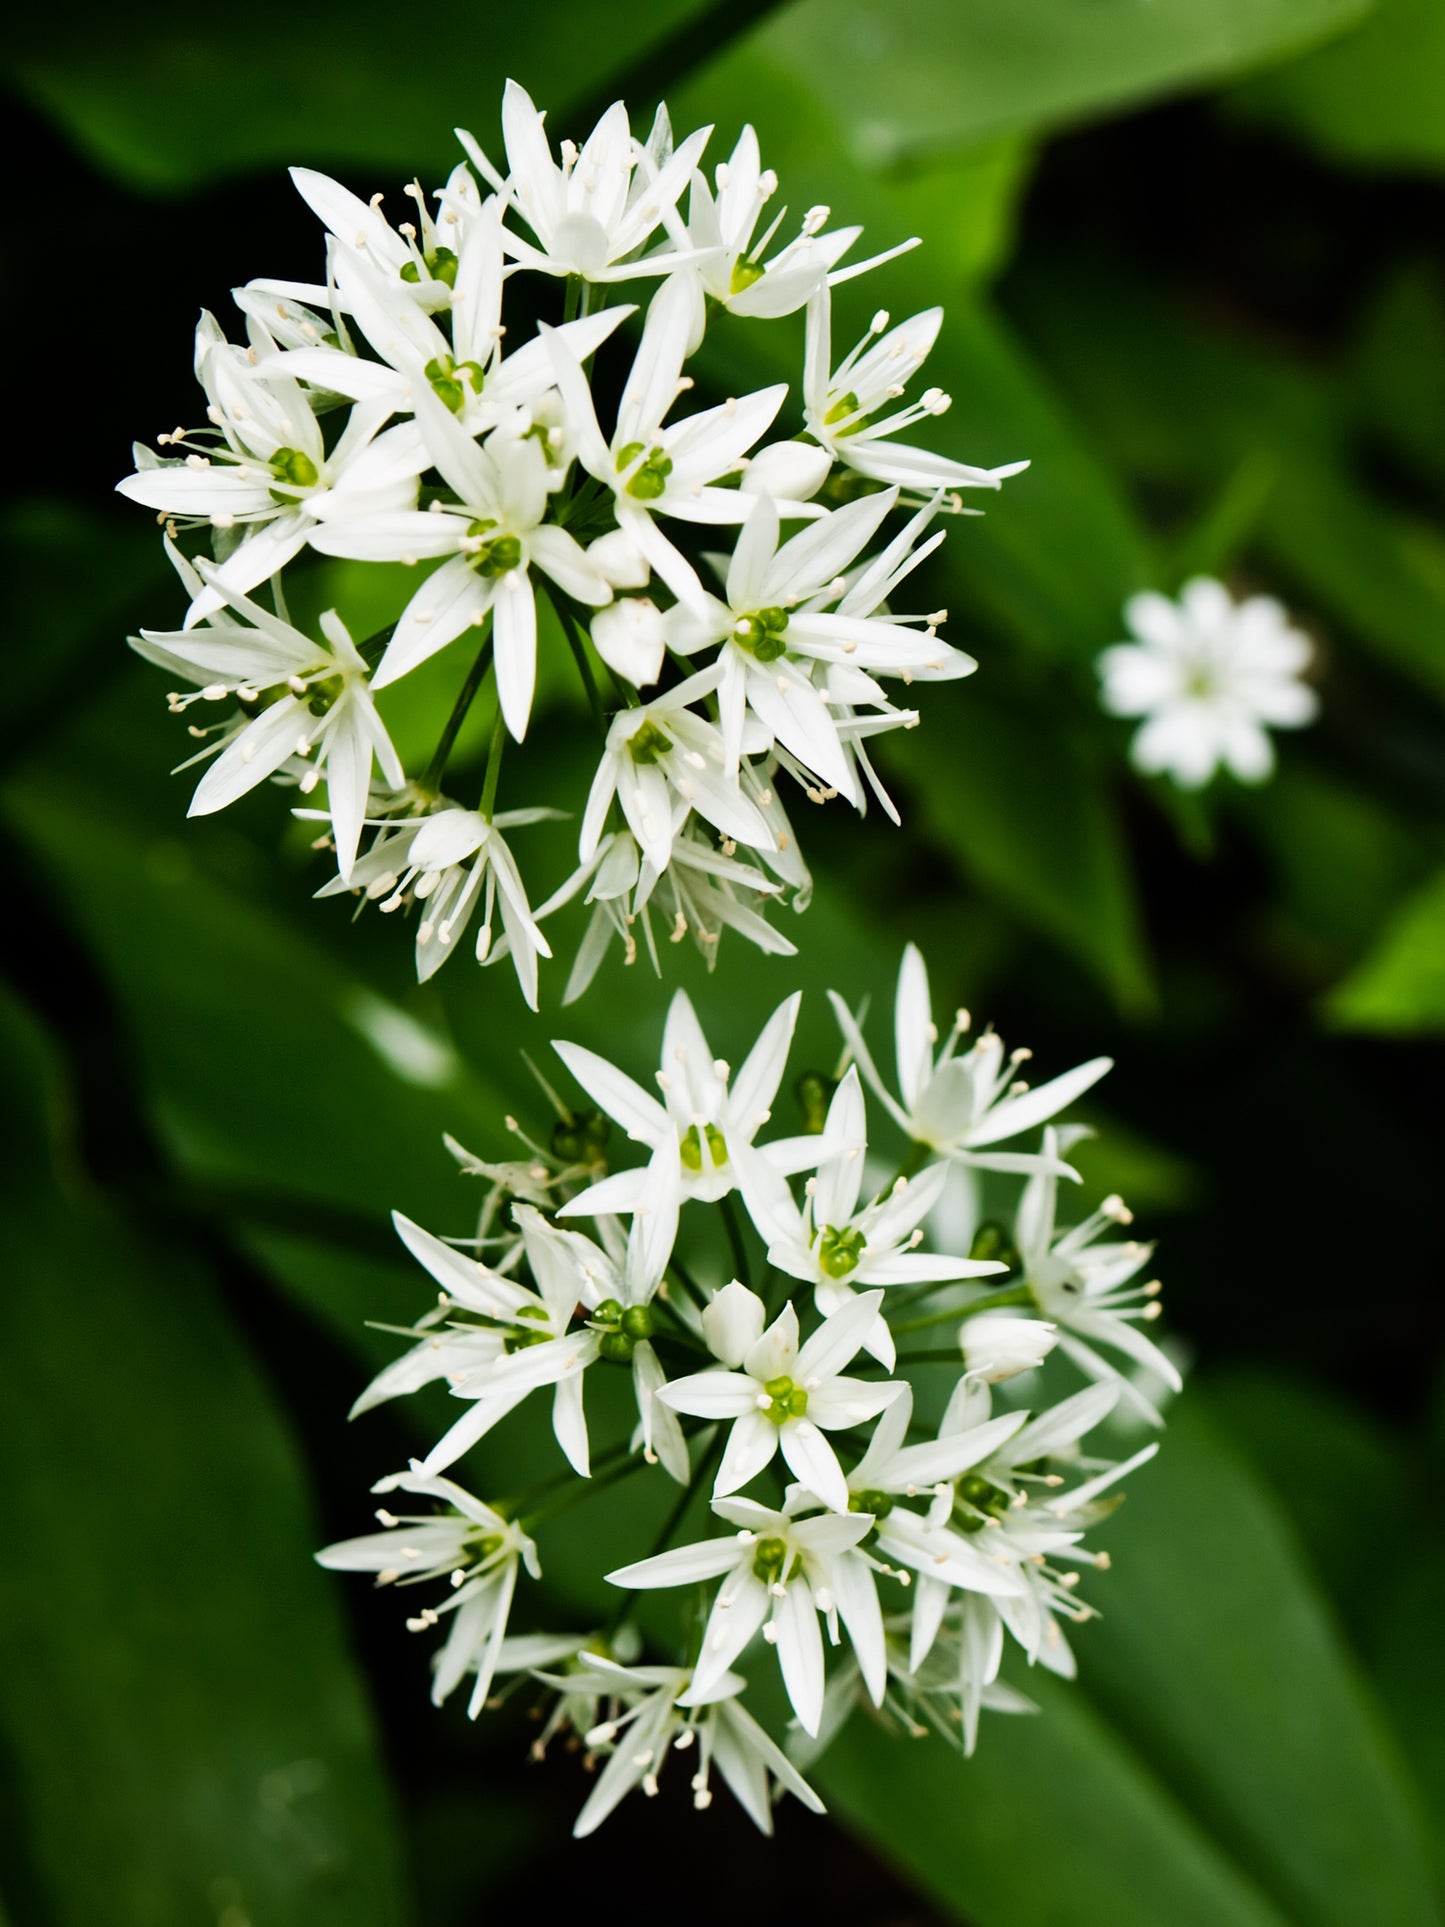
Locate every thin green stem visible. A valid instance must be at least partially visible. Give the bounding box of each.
[890,1285,1034,1338]
[606,1428,726,1633]
[545,586,607,733]
[356,620,398,669]
[719,1194,751,1289]
[421,622,494,793]
[890,1349,967,1369]
[562,275,582,324]
[500,1435,635,1521]
[479,707,507,819]
[887,1139,933,1191]
[520,1441,648,1532]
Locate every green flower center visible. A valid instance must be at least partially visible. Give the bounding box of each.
[628,719,674,766]
[752,1535,791,1584]
[504,1300,552,1353]
[956,1472,1011,1531]
[794,1070,836,1135]
[849,1488,894,1519]
[304,672,346,718]
[733,606,789,663]
[617,440,673,501]
[729,255,766,295]
[270,445,319,494]
[762,1374,808,1424]
[466,519,522,576]
[823,388,861,430]
[592,1297,654,1365]
[551,1108,610,1164]
[968,1220,1020,1271]
[401,246,459,288]
[680,1122,728,1173]
[426,352,485,413]
[818,1224,866,1279]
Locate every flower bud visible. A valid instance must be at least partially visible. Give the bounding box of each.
[742,440,833,504]
[591,598,666,689]
[701,1279,766,1368]
[587,528,651,590]
[962,1312,1056,1383]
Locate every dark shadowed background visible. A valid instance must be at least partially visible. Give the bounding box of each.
[1,2,1443,1923]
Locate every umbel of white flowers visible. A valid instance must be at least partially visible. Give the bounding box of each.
[318,943,1172,1837]
[119,80,1027,1010]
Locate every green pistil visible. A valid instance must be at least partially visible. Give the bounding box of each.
[304,673,345,717]
[752,1535,790,1584]
[849,1488,894,1520]
[823,389,861,430]
[734,605,789,663]
[818,1224,866,1279]
[968,1220,1020,1272]
[729,255,766,295]
[762,1374,808,1424]
[426,352,485,413]
[401,246,459,288]
[617,440,673,501]
[628,719,674,766]
[592,1297,654,1365]
[679,1122,728,1173]
[551,1108,610,1165]
[956,1472,1011,1531]
[270,445,319,494]
[473,533,522,577]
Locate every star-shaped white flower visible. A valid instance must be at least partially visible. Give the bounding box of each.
[317,1468,539,1716]
[1016,1126,1181,1424]
[607,1493,876,1735]
[803,286,1028,497]
[308,393,612,737]
[1099,576,1317,789]
[545,272,787,610]
[459,82,712,282]
[661,1282,900,1511]
[830,943,1111,1175]
[134,568,403,881]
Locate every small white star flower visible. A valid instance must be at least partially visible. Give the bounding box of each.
[1099,576,1318,789]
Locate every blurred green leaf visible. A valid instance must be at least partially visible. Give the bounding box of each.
[2,775,514,1225]
[2,0,757,190]
[0,981,409,1925]
[1230,0,1445,173]
[753,0,1373,167]
[1080,1400,1439,1927]
[821,1676,1286,1927]
[1324,867,1445,1031]
[824,1398,1440,1926]
[894,689,1153,1012]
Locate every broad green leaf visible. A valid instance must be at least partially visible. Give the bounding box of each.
[0,982,409,1925]
[1324,868,1445,1032]
[893,686,1153,1012]
[3,0,750,191]
[2,774,512,1225]
[820,1676,1285,1927]
[1231,0,1445,173]
[1078,1400,1439,1927]
[820,1398,1439,1927]
[750,0,1372,167]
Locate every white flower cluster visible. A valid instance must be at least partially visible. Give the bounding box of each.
[320,945,1173,1835]
[120,82,1025,1008]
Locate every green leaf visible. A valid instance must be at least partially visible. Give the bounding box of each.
[2,773,514,1226]
[1230,0,1445,173]
[0,980,410,1924]
[821,1396,1440,1927]
[748,0,1373,168]
[893,686,1154,1012]
[820,1678,1286,1927]
[1078,1400,1440,1927]
[3,0,751,191]
[1324,867,1445,1031]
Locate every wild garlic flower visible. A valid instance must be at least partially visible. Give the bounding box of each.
[803,288,1029,498]
[1099,576,1318,789]
[830,941,1111,1173]
[317,1469,539,1716]
[134,572,402,881]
